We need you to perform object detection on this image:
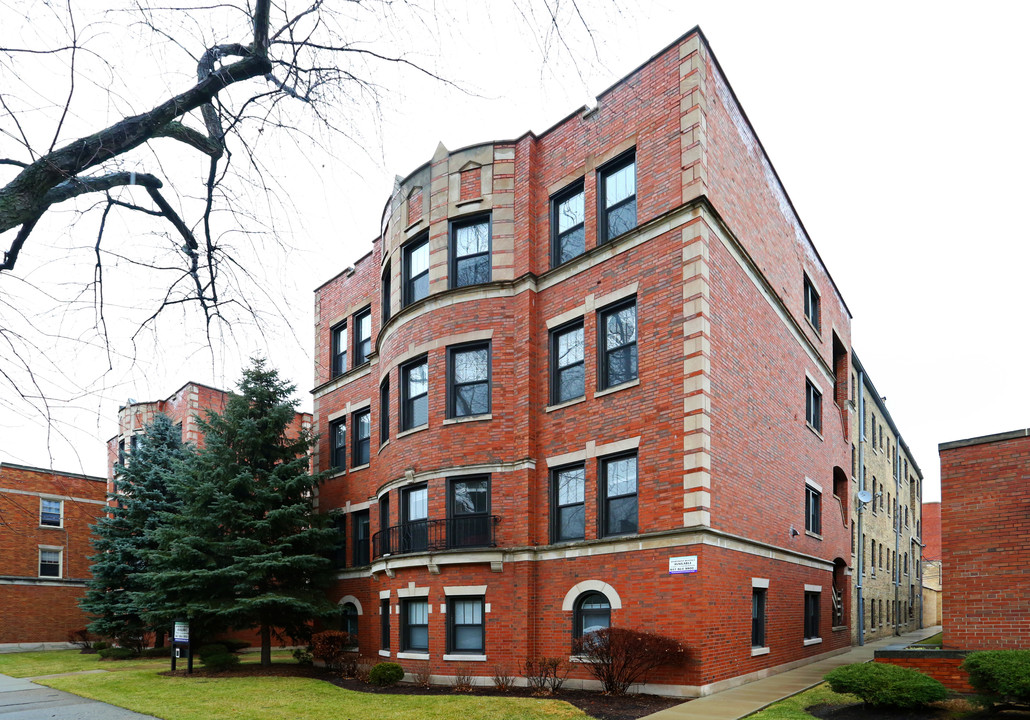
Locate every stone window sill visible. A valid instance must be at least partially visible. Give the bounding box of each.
[594,377,639,399]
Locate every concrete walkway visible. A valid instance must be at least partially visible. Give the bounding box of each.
[642,626,942,720]
[0,671,158,719]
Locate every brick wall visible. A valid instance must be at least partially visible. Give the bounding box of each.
[0,463,107,644]
[876,653,973,693]
[940,430,1030,651]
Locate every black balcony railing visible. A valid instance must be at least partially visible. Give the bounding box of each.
[372,516,499,559]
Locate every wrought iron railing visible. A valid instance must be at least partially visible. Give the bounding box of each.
[372,516,499,559]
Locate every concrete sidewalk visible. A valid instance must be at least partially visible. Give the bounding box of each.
[0,671,158,719]
[642,626,942,720]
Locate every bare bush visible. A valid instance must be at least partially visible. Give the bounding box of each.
[572,627,685,695]
[492,664,517,691]
[521,657,569,693]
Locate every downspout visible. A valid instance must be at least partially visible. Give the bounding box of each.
[857,369,866,645]
[894,429,901,636]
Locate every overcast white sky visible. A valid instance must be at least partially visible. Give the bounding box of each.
[2,1,1028,502]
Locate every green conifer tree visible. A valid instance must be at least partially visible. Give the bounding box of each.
[81,413,186,650]
[141,358,336,665]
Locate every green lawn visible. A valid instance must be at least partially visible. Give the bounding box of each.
[2,651,587,720]
[744,683,860,720]
[911,632,944,647]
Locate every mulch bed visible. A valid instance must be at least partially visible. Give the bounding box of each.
[161,663,684,720]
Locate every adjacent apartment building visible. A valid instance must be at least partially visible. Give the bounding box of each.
[921,501,941,627]
[939,429,1030,650]
[0,463,107,649]
[309,27,919,695]
[848,354,924,643]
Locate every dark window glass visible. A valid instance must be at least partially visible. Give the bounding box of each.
[451,217,491,288]
[403,599,429,651]
[552,465,585,542]
[380,598,390,650]
[449,476,490,549]
[401,358,428,431]
[448,597,485,653]
[551,182,585,266]
[329,418,346,471]
[352,510,370,566]
[599,300,637,390]
[354,308,372,366]
[380,378,390,445]
[574,591,610,639]
[402,484,428,553]
[39,549,60,577]
[551,322,585,404]
[331,322,347,377]
[805,485,821,535]
[403,235,429,307]
[804,275,821,332]
[599,153,636,242]
[804,592,820,639]
[382,262,392,325]
[341,602,359,637]
[752,588,767,647]
[353,409,370,466]
[806,380,822,433]
[449,343,490,417]
[40,499,62,527]
[601,454,637,537]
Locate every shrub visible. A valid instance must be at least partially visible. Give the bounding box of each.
[354,658,375,683]
[412,660,433,688]
[93,641,110,651]
[219,639,251,652]
[368,662,405,687]
[67,628,99,651]
[200,650,240,671]
[825,662,947,709]
[452,664,475,692]
[292,648,314,666]
[572,627,685,695]
[492,665,516,691]
[98,647,136,660]
[961,650,1030,707]
[196,643,229,661]
[521,657,569,693]
[311,630,354,673]
[140,646,171,658]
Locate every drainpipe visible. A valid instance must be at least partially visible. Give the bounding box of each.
[857,370,866,645]
[894,430,901,636]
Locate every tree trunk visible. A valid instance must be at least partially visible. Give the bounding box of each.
[261,623,271,667]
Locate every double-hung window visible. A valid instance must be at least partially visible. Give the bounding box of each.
[39,548,61,578]
[352,510,370,566]
[329,418,346,471]
[449,476,490,549]
[450,216,491,288]
[448,597,485,654]
[805,483,822,535]
[379,378,390,445]
[352,409,370,467]
[402,599,429,652]
[599,300,637,390]
[803,275,820,332]
[380,598,391,650]
[40,498,62,527]
[354,308,372,366]
[598,151,636,242]
[448,343,490,417]
[600,453,637,537]
[402,484,429,553]
[401,357,428,431]
[381,262,392,325]
[331,321,347,377]
[804,591,821,640]
[752,588,767,648]
[552,464,585,542]
[551,321,585,404]
[403,234,429,307]
[551,181,585,266]
[805,380,822,433]
[574,592,610,639]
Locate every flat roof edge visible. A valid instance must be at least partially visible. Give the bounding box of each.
[0,461,106,483]
[939,428,1030,452]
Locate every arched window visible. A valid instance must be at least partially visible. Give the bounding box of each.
[341,602,359,638]
[574,592,611,638]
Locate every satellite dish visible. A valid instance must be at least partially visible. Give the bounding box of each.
[858,490,873,504]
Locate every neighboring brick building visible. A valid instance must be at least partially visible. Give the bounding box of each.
[939,429,1030,651]
[307,27,920,695]
[848,353,924,644]
[0,463,107,650]
[107,381,312,486]
[921,501,942,627]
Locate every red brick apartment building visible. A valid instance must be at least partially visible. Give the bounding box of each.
[939,429,1030,651]
[921,501,941,627]
[106,381,313,486]
[0,463,107,650]
[311,27,863,696]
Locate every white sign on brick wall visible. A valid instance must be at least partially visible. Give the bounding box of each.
[669,555,698,574]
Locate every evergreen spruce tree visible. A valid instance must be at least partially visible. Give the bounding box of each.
[141,358,336,666]
[81,414,186,650]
